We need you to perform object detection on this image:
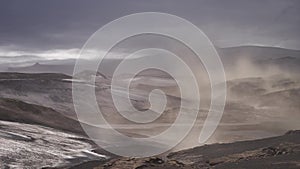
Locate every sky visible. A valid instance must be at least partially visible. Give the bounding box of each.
[0,0,299,59]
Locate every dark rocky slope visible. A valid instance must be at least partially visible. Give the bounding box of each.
[0,98,83,134]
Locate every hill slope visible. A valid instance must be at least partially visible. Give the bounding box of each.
[75,131,300,169]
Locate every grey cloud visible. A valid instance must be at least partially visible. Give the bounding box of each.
[0,0,299,51]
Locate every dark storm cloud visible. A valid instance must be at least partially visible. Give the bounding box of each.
[0,0,299,51]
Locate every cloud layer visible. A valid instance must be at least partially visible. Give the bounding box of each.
[0,0,299,58]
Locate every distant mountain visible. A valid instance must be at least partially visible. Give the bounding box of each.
[220,46,300,65]
[0,55,45,71]
[7,62,75,75]
[218,46,300,60]
[2,46,300,76]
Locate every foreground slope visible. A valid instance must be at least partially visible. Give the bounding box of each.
[75,131,300,169]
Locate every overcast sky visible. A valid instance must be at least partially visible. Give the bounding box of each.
[0,0,299,58]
